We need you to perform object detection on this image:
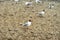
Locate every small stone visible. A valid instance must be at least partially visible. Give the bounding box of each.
[8,29,12,31]
[9,14,14,16]
[30,16,32,18]
[8,38,12,40]
[31,31,34,33]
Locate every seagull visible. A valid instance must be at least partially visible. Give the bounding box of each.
[25,2,32,6]
[37,10,45,17]
[48,3,55,9]
[20,20,32,27]
[35,0,40,3]
[35,0,42,3]
[14,0,19,2]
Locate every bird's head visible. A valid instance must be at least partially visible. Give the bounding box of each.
[29,20,32,22]
[42,9,45,12]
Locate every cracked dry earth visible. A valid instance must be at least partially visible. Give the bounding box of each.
[0,1,60,40]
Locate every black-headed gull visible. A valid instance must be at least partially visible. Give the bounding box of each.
[25,2,32,6]
[35,0,42,3]
[37,10,45,17]
[14,0,19,2]
[48,3,55,9]
[20,20,32,27]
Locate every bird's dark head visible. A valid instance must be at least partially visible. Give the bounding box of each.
[43,10,45,12]
[29,20,32,22]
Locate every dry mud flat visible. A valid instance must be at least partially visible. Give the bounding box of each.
[0,1,60,40]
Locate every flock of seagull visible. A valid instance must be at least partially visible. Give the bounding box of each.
[14,0,55,27]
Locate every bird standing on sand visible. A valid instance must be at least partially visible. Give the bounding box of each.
[25,2,32,6]
[48,3,55,9]
[14,0,19,2]
[35,0,40,3]
[35,0,42,3]
[20,20,32,27]
[37,10,45,17]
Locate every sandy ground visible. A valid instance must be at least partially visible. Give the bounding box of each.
[0,1,60,40]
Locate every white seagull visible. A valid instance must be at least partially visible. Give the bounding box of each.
[35,0,42,3]
[48,3,55,9]
[20,20,32,27]
[25,2,32,6]
[38,10,45,17]
[14,0,19,2]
